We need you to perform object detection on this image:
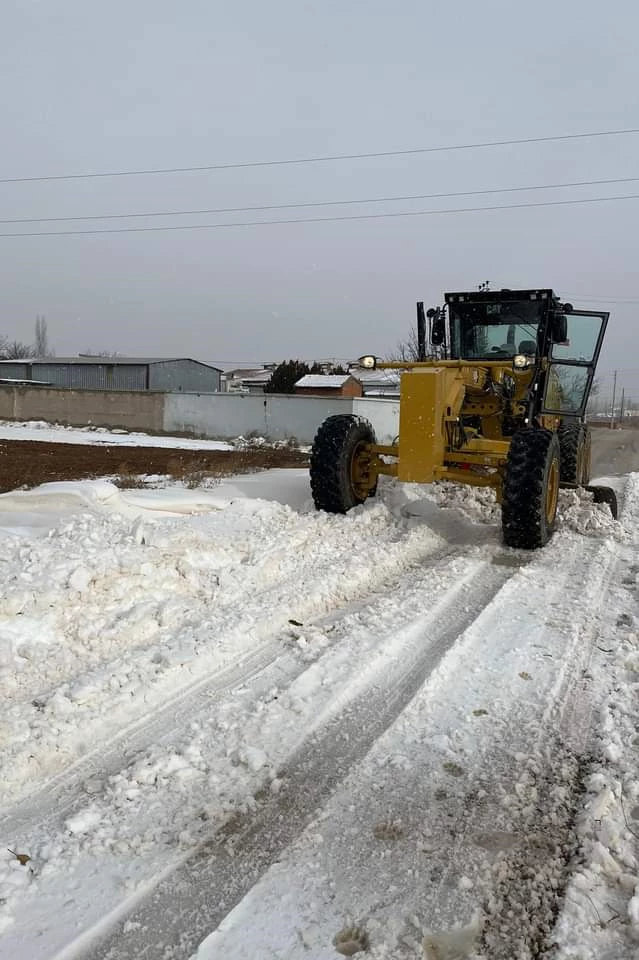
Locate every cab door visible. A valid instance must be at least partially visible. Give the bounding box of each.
[542,310,609,417]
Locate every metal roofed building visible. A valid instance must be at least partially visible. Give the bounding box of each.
[0,357,222,393]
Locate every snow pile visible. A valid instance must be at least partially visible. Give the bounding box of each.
[557,487,625,540]
[231,434,306,451]
[0,477,444,814]
[426,480,501,523]
[551,475,639,957]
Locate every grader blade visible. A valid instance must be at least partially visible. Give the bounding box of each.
[585,484,618,519]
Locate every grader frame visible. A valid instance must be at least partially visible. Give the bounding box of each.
[310,288,615,549]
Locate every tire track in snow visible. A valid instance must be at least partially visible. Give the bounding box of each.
[0,533,462,839]
[80,554,523,960]
[186,529,621,960]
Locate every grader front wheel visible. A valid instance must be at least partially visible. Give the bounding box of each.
[310,415,377,513]
[502,429,561,549]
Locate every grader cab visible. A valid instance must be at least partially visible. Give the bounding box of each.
[310,288,616,549]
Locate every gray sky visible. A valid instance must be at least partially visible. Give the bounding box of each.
[2,0,638,398]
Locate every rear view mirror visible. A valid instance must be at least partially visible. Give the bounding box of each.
[551,312,568,343]
[430,307,446,346]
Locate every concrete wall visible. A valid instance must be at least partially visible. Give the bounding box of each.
[0,386,165,432]
[163,393,359,442]
[0,384,399,444]
[164,393,399,444]
[353,398,400,443]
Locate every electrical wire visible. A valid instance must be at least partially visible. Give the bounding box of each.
[2,191,639,238]
[565,294,639,303]
[3,175,639,225]
[2,127,639,184]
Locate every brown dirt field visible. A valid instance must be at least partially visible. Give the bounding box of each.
[0,427,630,497]
[0,439,309,494]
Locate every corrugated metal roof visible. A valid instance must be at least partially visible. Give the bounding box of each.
[241,371,273,383]
[352,368,401,385]
[0,357,222,371]
[295,374,355,388]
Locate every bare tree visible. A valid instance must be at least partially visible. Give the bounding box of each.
[1,340,36,360]
[386,327,422,362]
[34,315,51,357]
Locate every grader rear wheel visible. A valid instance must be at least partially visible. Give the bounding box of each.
[502,429,561,549]
[558,422,591,485]
[310,415,377,514]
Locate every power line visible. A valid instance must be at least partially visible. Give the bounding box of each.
[566,293,639,303]
[1,127,639,185]
[2,191,639,238]
[3,175,639,225]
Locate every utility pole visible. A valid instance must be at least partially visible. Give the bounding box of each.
[620,387,625,422]
[610,369,617,428]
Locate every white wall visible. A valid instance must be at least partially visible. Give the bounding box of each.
[353,398,399,444]
[164,393,400,443]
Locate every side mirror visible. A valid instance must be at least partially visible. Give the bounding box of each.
[430,307,446,346]
[551,312,568,343]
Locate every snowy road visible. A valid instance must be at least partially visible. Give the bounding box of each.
[1,453,638,959]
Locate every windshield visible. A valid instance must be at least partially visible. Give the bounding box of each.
[449,300,543,360]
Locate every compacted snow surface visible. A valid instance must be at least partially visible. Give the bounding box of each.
[0,462,637,959]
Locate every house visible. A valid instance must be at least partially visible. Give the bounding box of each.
[0,358,222,393]
[295,374,363,398]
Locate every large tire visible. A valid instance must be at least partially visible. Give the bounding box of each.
[310,415,377,513]
[558,422,591,485]
[502,428,561,549]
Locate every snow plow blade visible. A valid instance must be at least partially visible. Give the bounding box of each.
[585,484,618,519]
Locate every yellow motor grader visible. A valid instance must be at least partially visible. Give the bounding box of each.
[310,288,616,549]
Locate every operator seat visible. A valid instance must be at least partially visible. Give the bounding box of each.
[518,340,537,355]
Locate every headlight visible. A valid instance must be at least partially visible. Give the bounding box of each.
[358,355,377,369]
[513,354,529,369]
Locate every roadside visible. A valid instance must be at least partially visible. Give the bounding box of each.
[0,438,307,493]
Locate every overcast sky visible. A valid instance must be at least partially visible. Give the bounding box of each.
[1,0,638,396]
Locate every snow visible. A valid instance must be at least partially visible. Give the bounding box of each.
[0,458,637,959]
[295,374,352,387]
[0,419,233,449]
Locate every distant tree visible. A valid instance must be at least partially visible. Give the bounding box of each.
[80,349,123,358]
[34,315,52,357]
[264,359,311,394]
[331,363,347,374]
[1,339,36,359]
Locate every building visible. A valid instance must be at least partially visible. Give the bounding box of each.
[0,357,222,393]
[295,374,363,398]
[352,367,401,397]
[222,367,274,394]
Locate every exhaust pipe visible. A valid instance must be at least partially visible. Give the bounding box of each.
[416,302,426,360]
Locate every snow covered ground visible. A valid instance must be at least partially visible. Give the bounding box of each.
[0,419,234,449]
[0,460,637,959]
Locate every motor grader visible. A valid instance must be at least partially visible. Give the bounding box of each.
[310,288,616,549]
